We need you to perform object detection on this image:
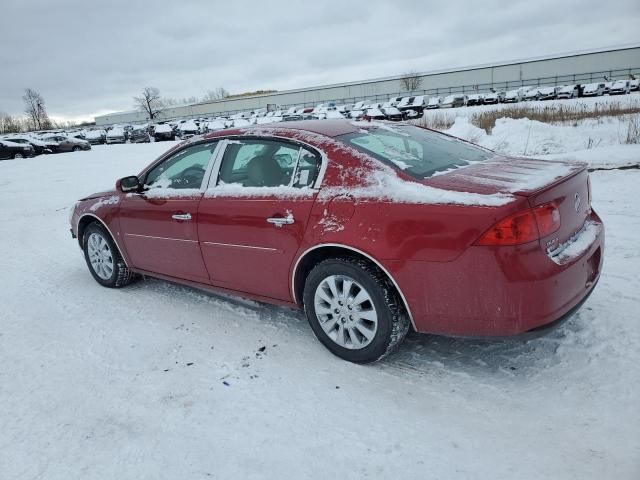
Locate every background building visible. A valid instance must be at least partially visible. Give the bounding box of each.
[95,44,640,126]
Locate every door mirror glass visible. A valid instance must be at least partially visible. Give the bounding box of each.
[117,175,140,193]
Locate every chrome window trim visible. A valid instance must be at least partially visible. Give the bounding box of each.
[202,134,328,192]
[76,213,130,268]
[140,139,222,193]
[291,243,416,330]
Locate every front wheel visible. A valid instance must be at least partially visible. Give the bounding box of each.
[72,146,81,152]
[13,153,24,159]
[83,222,136,288]
[303,257,410,363]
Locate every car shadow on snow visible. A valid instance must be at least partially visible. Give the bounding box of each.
[119,275,589,381]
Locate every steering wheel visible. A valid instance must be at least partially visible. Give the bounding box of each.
[175,165,205,188]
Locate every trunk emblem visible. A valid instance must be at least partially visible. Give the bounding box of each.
[574,193,582,213]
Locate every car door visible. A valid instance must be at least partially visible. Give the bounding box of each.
[0,142,8,160]
[119,140,220,282]
[197,137,322,300]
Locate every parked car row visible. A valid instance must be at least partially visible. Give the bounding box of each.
[0,131,91,159]
[65,76,638,146]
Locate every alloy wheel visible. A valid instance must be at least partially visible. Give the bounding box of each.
[313,274,378,349]
[87,232,114,280]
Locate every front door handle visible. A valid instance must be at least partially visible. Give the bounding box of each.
[172,213,192,221]
[267,213,294,227]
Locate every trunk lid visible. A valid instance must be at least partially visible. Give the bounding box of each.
[425,156,590,248]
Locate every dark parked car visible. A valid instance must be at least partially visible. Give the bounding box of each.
[3,136,52,155]
[42,135,91,152]
[85,130,107,145]
[0,139,34,159]
[152,124,176,141]
[129,126,150,143]
[380,107,404,121]
[69,120,603,363]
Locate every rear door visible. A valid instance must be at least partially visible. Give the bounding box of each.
[197,137,322,300]
[119,140,220,282]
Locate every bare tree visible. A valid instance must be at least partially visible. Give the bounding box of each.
[22,88,51,130]
[0,112,24,134]
[400,71,423,92]
[203,87,229,102]
[133,87,165,120]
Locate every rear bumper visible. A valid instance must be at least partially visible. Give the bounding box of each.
[395,210,604,337]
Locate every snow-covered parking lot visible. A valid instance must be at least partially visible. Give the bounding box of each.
[1,139,639,479]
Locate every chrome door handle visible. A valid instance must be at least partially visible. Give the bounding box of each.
[172,213,192,221]
[267,213,294,227]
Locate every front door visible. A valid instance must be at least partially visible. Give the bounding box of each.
[198,138,322,300]
[119,140,219,282]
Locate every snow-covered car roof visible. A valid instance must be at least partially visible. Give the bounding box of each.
[107,128,125,135]
[427,97,441,104]
[154,124,173,133]
[611,80,628,86]
[85,130,105,138]
[0,139,25,147]
[365,108,385,117]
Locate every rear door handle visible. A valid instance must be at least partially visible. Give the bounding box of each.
[172,213,192,221]
[267,213,294,227]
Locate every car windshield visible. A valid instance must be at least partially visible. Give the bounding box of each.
[336,124,492,179]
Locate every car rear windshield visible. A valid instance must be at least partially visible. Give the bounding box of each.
[336,124,492,178]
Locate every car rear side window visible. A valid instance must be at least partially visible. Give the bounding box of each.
[336,125,492,178]
[217,139,320,188]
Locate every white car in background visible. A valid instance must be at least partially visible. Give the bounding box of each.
[557,84,579,99]
[466,94,484,106]
[538,86,561,100]
[630,79,639,91]
[387,96,403,106]
[524,87,543,101]
[84,129,106,144]
[609,80,631,95]
[482,91,504,104]
[503,89,523,103]
[441,94,467,108]
[582,82,606,96]
[425,97,441,109]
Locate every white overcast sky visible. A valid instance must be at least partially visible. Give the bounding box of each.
[1,0,638,122]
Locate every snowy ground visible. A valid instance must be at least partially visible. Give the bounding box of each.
[1,139,639,479]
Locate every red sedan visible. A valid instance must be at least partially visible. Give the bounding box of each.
[70,120,604,363]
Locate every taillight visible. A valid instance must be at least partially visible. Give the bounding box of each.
[475,202,560,246]
[532,202,561,237]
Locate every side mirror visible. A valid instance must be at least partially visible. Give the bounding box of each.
[116,175,141,193]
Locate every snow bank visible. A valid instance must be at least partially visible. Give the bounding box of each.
[442,114,640,168]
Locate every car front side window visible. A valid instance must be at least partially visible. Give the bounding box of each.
[145,141,218,190]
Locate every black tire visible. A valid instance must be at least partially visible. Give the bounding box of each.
[12,153,24,159]
[303,257,410,363]
[82,222,136,288]
[72,146,81,152]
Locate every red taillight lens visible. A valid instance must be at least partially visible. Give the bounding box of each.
[475,202,560,246]
[475,209,539,246]
[532,202,561,237]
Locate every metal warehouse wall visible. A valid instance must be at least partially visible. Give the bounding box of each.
[95,45,640,126]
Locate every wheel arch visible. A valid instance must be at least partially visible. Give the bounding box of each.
[76,213,129,267]
[291,243,415,329]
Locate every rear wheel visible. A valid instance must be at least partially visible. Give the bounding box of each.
[72,146,81,152]
[82,222,136,288]
[12,153,24,159]
[303,257,410,363]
